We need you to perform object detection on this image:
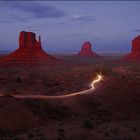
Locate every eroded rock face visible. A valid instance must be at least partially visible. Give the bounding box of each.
[132,36,140,52]
[123,36,140,61]
[0,31,56,66]
[78,41,100,57]
[19,31,42,49]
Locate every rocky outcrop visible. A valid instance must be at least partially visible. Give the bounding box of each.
[123,36,140,61]
[0,31,56,66]
[132,36,140,52]
[19,31,42,49]
[78,41,100,57]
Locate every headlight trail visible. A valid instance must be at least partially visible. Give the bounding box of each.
[0,74,103,100]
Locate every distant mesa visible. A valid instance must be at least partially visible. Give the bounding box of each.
[123,36,140,61]
[0,31,56,66]
[78,41,100,57]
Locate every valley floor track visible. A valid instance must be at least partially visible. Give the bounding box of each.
[0,75,102,99]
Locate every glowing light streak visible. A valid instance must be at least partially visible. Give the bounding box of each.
[0,74,103,99]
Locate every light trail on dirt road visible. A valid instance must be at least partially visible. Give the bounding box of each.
[0,74,103,99]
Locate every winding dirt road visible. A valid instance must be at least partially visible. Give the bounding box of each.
[0,74,102,99]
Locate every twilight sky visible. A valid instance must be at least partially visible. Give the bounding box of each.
[0,1,140,53]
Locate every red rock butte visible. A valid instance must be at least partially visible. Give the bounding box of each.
[78,41,100,57]
[123,36,140,61]
[0,31,56,66]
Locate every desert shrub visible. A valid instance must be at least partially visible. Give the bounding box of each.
[93,64,117,77]
[3,92,12,97]
[0,129,15,138]
[27,132,34,138]
[131,127,137,132]
[15,77,22,83]
[25,99,74,121]
[58,128,64,133]
[96,109,112,123]
[83,118,93,129]
[104,132,109,137]
[13,137,19,140]
[37,132,43,137]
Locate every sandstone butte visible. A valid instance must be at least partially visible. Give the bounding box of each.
[78,41,100,57]
[0,31,56,66]
[123,36,140,61]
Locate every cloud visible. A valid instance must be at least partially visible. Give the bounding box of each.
[0,19,13,24]
[132,29,140,32]
[0,14,30,24]
[72,15,96,23]
[1,1,66,19]
[26,25,41,31]
[12,15,30,22]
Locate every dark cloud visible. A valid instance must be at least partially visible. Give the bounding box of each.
[1,1,66,18]
[12,15,30,22]
[72,15,96,23]
[26,25,41,31]
[132,29,140,32]
[0,19,13,24]
[0,15,30,24]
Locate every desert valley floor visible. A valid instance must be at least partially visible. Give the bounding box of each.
[0,54,140,140]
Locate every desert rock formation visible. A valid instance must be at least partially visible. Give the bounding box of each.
[123,36,140,61]
[78,41,100,57]
[0,31,56,66]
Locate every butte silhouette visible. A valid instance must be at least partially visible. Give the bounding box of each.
[0,31,56,66]
[123,36,140,61]
[78,41,100,57]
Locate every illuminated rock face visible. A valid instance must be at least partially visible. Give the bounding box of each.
[0,31,56,66]
[78,41,100,57]
[19,31,42,49]
[132,36,140,52]
[123,36,140,61]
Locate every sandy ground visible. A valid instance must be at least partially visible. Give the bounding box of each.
[0,54,140,140]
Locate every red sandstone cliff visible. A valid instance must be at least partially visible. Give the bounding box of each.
[78,41,100,57]
[0,31,56,66]
[123,36,140,61]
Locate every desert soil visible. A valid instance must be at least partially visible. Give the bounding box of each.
[0,54,140,140]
